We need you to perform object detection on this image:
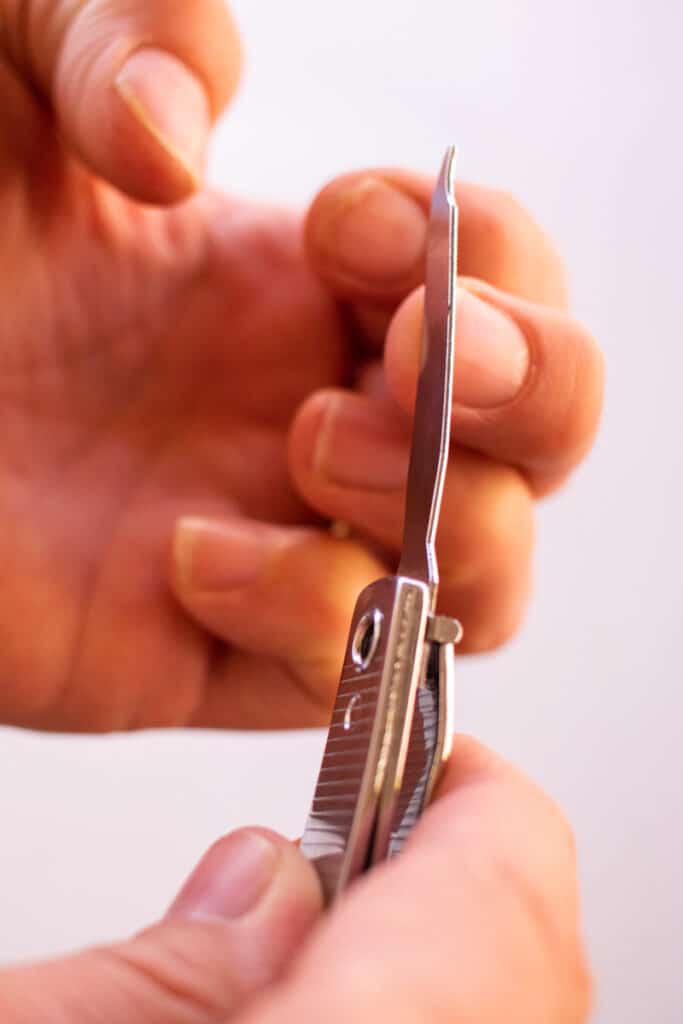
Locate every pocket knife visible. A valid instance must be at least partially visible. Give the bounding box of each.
[301,147,462,904]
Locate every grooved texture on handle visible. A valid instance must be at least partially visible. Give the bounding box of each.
[301,577,430,903]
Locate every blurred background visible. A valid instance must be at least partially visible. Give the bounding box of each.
[1,1,681,1020]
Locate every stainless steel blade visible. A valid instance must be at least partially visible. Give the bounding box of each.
[301,148,460,905]
[397,147,459,595]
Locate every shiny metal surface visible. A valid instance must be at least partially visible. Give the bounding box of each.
[387,631,457,857]
[300,577,430,903]
[301,147,461,904]
[386,652,440,858]
[398,146,459,594]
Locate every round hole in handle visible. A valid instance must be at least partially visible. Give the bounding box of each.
[351,608,383,671]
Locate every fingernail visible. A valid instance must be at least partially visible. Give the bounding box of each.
[168,830,280,921]
[454,287,530,407]
[115,47,210,186]
[314,396,410,490]
[314,178,426,286]
[174,518,267,592]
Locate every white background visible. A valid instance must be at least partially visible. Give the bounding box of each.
[1,2,682,1021]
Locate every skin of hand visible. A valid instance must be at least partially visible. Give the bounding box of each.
[0,738,591,1023]
[0,0,603,734]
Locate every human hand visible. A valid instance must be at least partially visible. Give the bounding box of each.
[0,739,590,1022]
[0,3,603,733]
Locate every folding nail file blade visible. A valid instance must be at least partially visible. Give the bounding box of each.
[300,147,459,904]
[398,147,458,593]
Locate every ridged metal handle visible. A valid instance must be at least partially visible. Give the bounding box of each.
[300,576,430,904]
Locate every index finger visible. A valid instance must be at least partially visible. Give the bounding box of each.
[304,170,570,337]
[242,737,591,1024]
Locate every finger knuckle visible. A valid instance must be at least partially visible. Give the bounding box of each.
[98,924,236,1018]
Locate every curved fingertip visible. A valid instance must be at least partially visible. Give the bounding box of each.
[167,829,284,922]
[168,828,323,945]
[453,284,531,407]
[63,45,211,205]
[449,279,605,486]
[289,388,411,502]
[305,173,428,300]
[52,2,242,204]
[172,516,272,598]
[116,829,322,1020]
[385,284,532,417]
[287,389,340,490]
[112,48,211,202]
[170,514,382,690]
[2,828,322,1024]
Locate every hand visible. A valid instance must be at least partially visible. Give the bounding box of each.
[0,739,590,1022]
[0,3,603,732]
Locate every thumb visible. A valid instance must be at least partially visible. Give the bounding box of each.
[243,739,591,1023]
[0,828,322,1024]
[1,0,241,203]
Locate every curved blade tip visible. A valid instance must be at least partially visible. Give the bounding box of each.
[439,145,458,205]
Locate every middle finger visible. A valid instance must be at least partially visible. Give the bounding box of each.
[385,280,604,494]
[288,390,534,654]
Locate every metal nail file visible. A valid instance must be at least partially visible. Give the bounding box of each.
[300,147,462,905]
